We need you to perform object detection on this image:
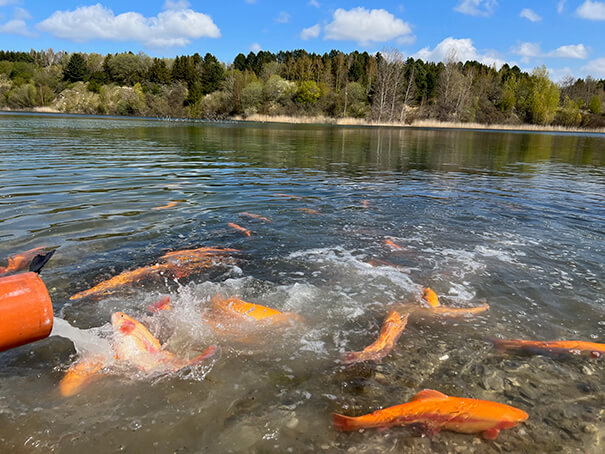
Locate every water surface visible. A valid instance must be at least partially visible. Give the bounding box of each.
[1,113,604,453]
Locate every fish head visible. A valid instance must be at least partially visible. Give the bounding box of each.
[111,312,138,335]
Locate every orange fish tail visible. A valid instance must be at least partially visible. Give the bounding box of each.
[333,413,364,431]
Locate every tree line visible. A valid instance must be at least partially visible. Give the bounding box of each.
[0,48,603,127]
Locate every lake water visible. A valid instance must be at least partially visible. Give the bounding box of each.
[0,113,604,453]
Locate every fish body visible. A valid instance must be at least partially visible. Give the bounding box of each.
[422,288,440,307]
[71,247,238,300]
[227,223,252,237]
[240,212,271,222]
[362,200,370,208]
[70,263,169,300]
[212,295,282,320]
[0,247,53,276]
[111,312,217,373]
[384,239,404,250]
[147,295,172,313]
[343,311,408,364]
[491,339,605,357]
[399,302,489,319]
[274,193,303,199]
[152,201,179,210]
[333,389,528,439]
[298,208,319,214]
[59,357,105,397]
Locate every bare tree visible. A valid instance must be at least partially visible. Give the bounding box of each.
[372,48,405,122]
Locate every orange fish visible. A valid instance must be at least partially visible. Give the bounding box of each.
[227,222,252,237]
[59,356,106,397]
[383,239,404,250]
[342,311,408,364]
[400,302,490,319]
[362,200,370,208]
[240,212,271,222]
[147,295,172,313]
[422,288,440,308]
[0,246,54,276]
[211,295,301,324]
[491,339,605,358]
[152,201,179,210]
[111,312,217,374]
[274,193,304,199]
[333,389,528,439]
[298,208,319,215]
[70,247,238,300]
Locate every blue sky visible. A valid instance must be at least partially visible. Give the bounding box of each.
[1,0,604,80]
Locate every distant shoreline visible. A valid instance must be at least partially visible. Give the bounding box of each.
[2,108,604,134]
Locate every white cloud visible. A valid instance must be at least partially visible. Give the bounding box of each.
[414,37,506,67]
[0,19,35,37]
[300,24,320,40]
[324,7,413,47]
[0,0,19,6]
[308,0,320,8]
[512,42,589,61]
[37,3,220,48]
[249,42,261,53]
[512,42,542,63]
[576,0,605,20]
[13,7,31,20]
[582,58,605,77]
[549,44,588,59]
[275,11,290,24]
[557,0,567,13]
[520,8,541,22]
[548,66,574,83]
[454,0,497,17]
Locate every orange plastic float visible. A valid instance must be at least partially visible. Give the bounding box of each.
[0,272,53,352]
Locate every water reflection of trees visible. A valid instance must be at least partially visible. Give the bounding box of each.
[139,123,604,177]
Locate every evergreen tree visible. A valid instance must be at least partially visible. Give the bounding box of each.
[63,53,88,82]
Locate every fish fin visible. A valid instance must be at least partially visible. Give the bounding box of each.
[332,413,362,432]
[147,296,172,313]
[483,428,500,440]
[186,345,218,368]
[409,389,448,402]
[28,250,55,274]
[591,351,602,358]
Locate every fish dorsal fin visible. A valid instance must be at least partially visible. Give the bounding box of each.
[410,389,448,402]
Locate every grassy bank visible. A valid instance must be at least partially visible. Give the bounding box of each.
[236,114,605,134]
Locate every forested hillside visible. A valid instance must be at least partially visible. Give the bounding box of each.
[1,48,604,127]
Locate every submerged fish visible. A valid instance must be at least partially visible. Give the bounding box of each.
[147,295,172,313]
[227,222,252,237]
[491,339,605,358]
[333,389,528,439]
[59,356,106,397]
[0,246,54,276]
[240,212,271,222]
[274,193,304,199]
[400,301,490,319]
[298,208,319,215]
[422,288,440,308]
[70,247,238,300]
[342,311,408,364]
[383,239,404,250]
[362,200,370,208]
[111,311,217,374]
[152,201,179,210]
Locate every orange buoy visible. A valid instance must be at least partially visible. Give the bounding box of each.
[0,272,53,352]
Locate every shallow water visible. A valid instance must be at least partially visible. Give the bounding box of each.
[0,113,604,453]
